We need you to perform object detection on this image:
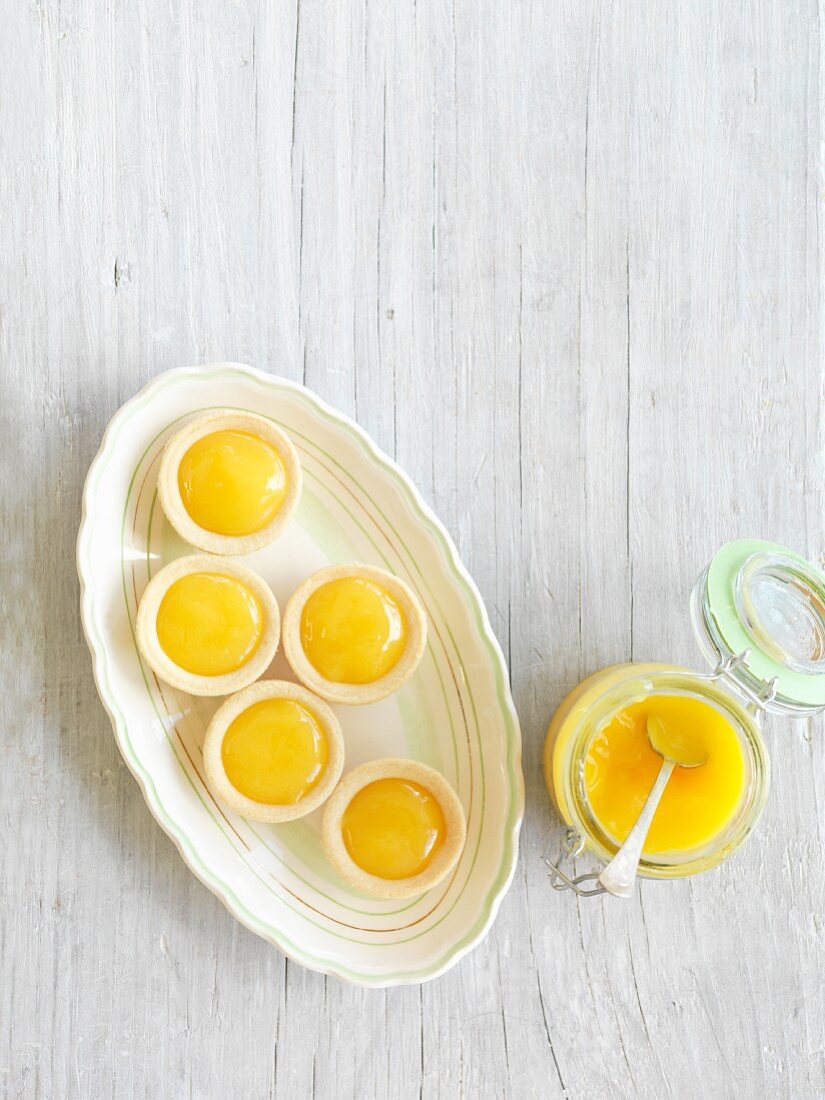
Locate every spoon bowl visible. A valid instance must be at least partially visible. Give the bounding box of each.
[646,713,709,769]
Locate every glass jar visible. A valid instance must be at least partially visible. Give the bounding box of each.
[545,539,825,896]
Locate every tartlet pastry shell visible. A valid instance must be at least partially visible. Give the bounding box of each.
[157,410,302,555]
[321,758,467,899]
[203,680,345,823]
[135,554,280,697]
[282,564,427,705]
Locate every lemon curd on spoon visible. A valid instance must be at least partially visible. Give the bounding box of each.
[155,572,264,677]
[221,698,329,805]
[177,429,288,537]
[300,577,407,684]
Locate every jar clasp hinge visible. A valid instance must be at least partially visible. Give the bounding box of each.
[543,829,606,897]
[709,649,778,712]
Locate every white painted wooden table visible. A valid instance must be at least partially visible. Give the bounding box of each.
[3,2,823,1096]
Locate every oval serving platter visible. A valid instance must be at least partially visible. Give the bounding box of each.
[77,363,524,986]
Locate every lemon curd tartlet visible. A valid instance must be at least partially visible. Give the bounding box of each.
[321,759,466,899]
[203,680,344,822]
[282,564,427,705]
[136,555,280,696]
[157,410,302,555]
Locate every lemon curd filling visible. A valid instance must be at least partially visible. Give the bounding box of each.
[585,694,746,854]
[300,577,407,684]
[156,573,264,676]
[342,778,446,880]
[177,429,288,536]
[221,699,329,804]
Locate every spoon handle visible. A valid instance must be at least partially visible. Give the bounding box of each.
[598,758,676,898]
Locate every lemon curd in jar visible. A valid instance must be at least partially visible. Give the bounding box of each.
[221,698,328,805]
[545,664,769,877]
[177,429,288,537]
[586,694,744,852]
[300,577,407,684]
[156,572,264,676]
[341,778,446,880]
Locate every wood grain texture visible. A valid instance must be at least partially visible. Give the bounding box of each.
[1,1,822,1096]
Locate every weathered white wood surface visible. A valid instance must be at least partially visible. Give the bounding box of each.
[2,1,823,1097]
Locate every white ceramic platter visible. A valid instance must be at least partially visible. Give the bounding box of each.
[77,363,524,986]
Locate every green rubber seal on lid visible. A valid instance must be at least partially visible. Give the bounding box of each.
[706,539,825,709]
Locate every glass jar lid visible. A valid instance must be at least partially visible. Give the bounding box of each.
[692,539,825,714]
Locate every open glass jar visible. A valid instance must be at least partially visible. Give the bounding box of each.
[544,539,825,897]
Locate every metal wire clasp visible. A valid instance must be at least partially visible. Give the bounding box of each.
[708,649,778,712]
[543,828,606,897]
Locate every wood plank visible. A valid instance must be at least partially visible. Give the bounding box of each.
[0,0,822,1096]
